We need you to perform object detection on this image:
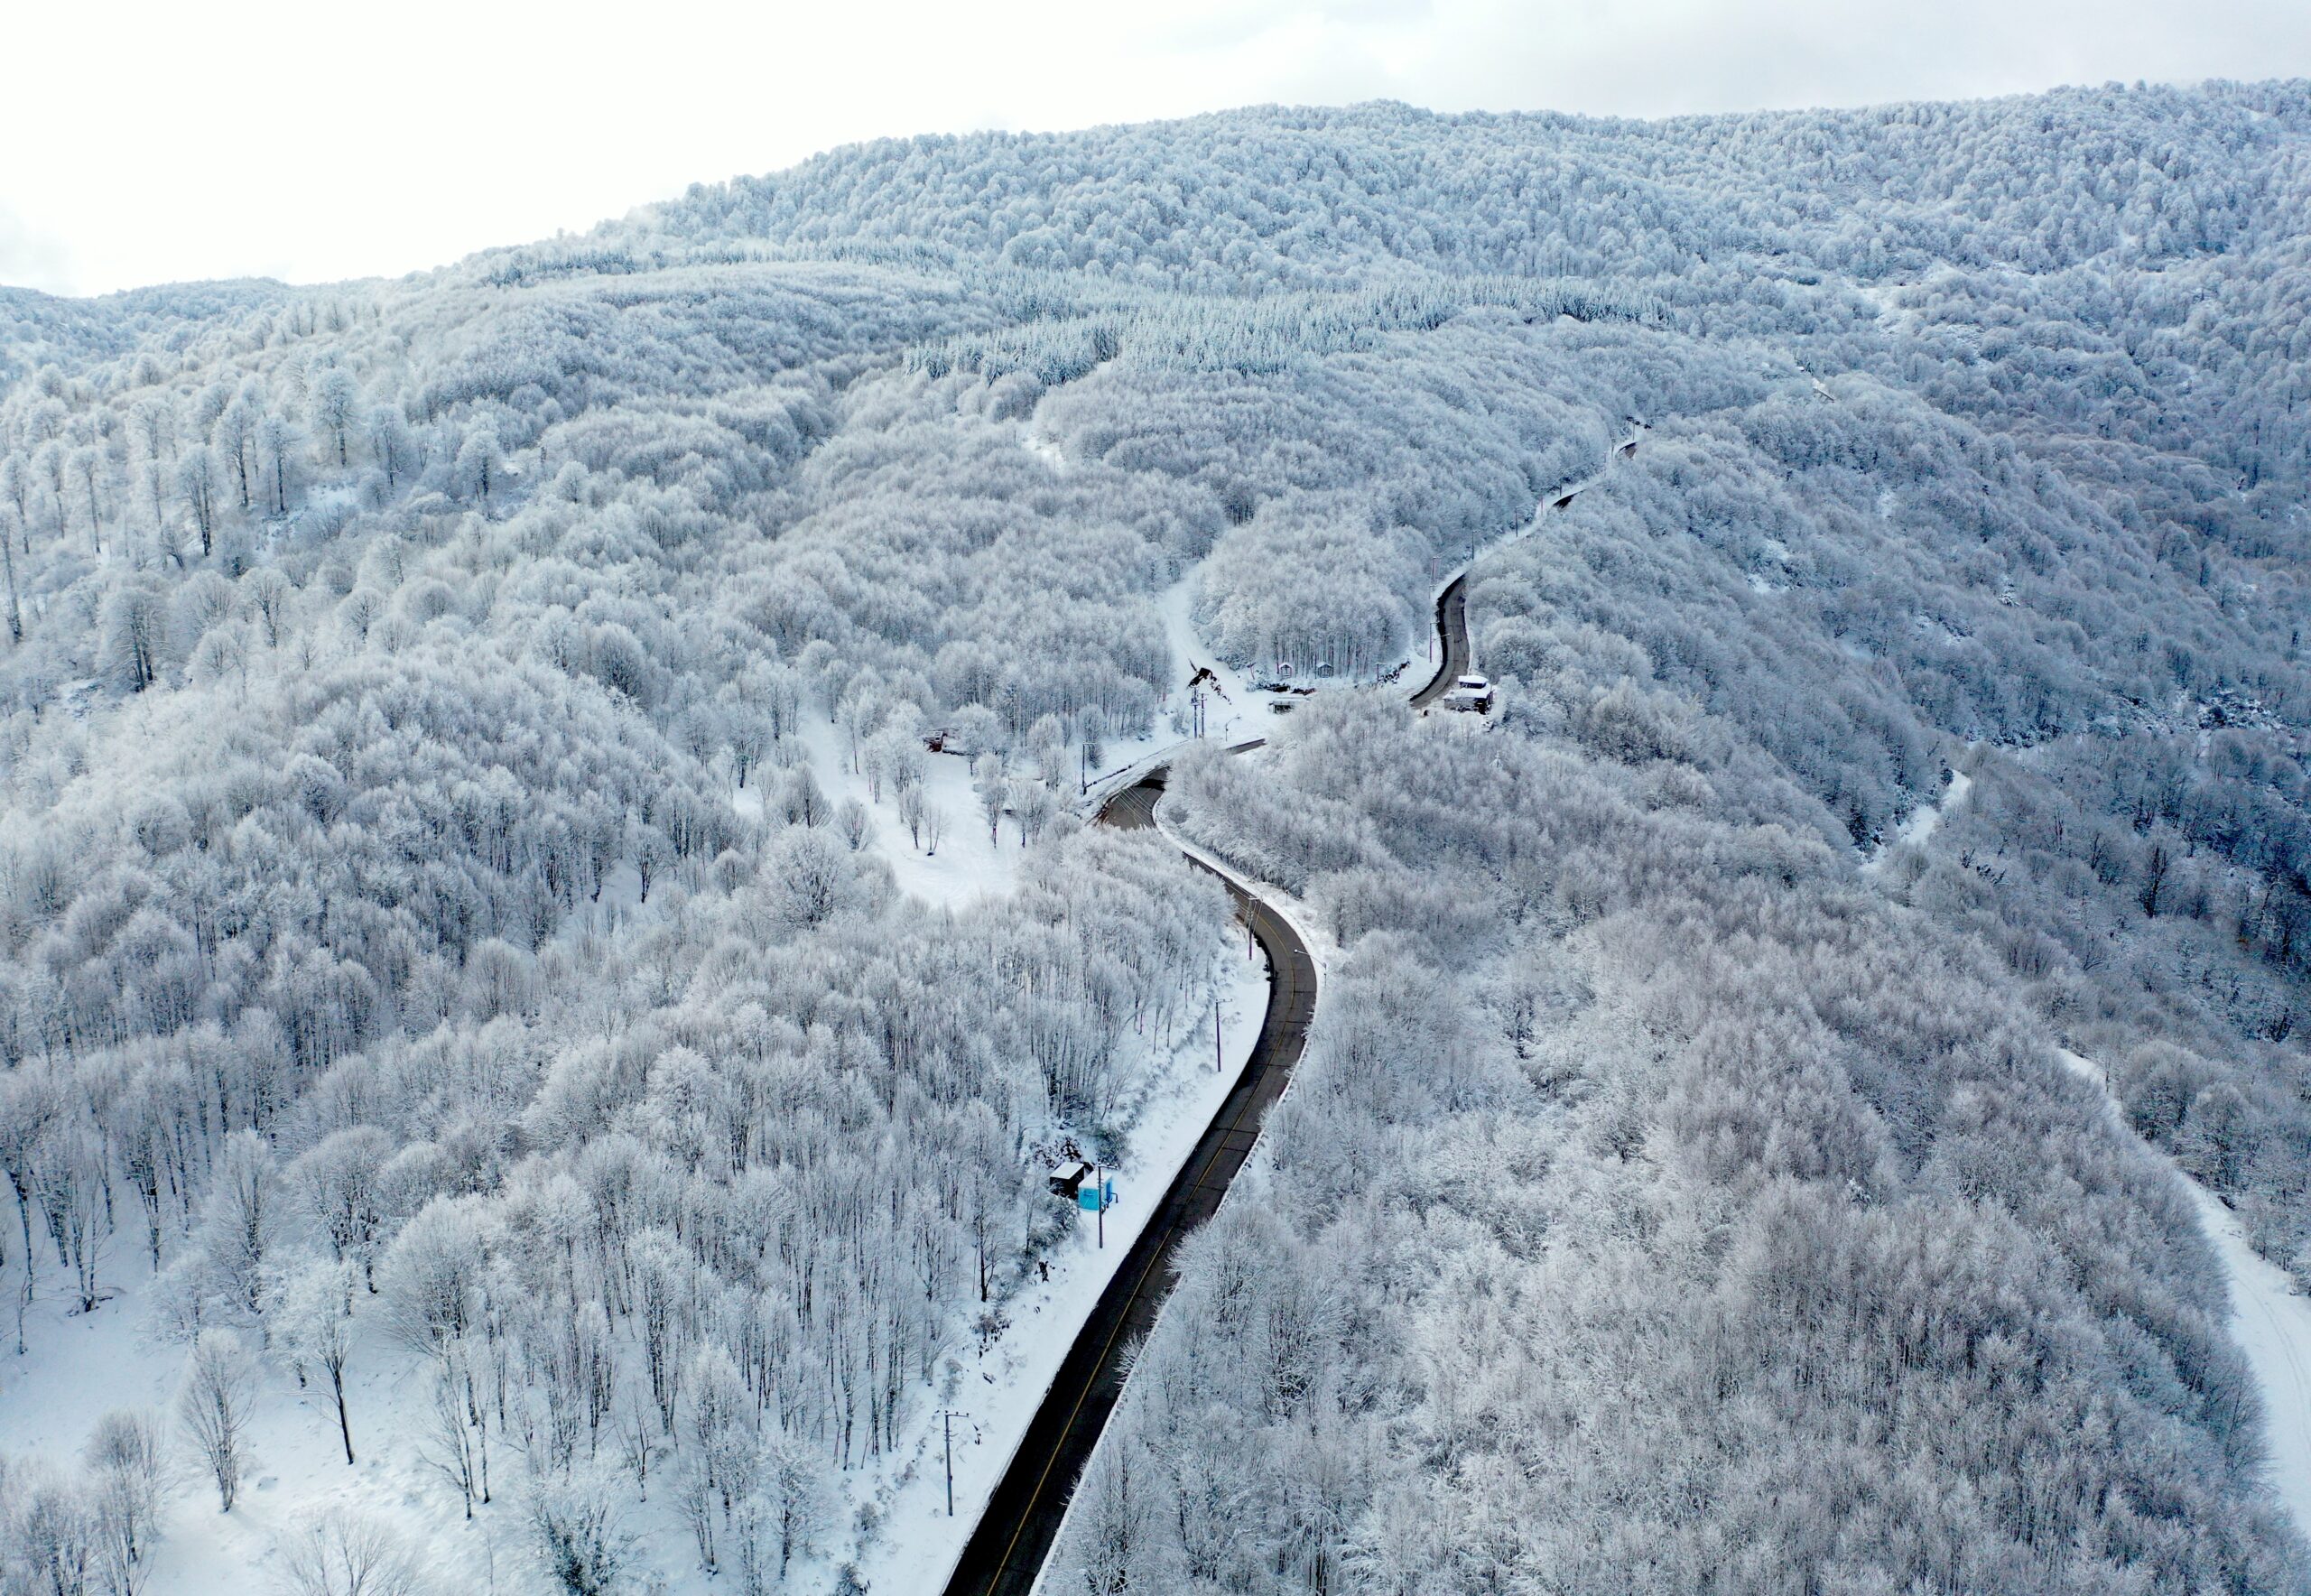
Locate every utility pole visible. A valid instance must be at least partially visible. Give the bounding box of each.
[1214,995,1222,1072]
[1093,1163,1104,1249]
[940,1409,969,1516]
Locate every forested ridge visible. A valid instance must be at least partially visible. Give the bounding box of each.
[2,79,2309,1595]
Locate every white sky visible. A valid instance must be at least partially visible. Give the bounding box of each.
[5,0,2306,298]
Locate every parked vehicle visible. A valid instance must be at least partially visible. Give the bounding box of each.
[1442,673,1494,713]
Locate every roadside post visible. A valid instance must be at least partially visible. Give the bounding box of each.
[1080,1166,1113,1247]
[940,1408,970,1516]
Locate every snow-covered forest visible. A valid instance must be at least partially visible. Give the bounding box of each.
[5,79,2311,1594]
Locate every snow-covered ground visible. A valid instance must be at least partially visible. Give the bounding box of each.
[2057,1050,2311,1535]
[1072,576,1293,817]
[1897,767,1972,848]
[0,1249,532,1595]
[2185,1180,2311,1534]
[0,847,1270,1596]
[0,619,1278,1594]
[1151,577,1258,742]
[778,710,1026,910]
[1020,431,1069,478]
[1863,766,1973,872]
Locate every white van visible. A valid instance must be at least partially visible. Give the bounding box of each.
[1442,673,1494,713]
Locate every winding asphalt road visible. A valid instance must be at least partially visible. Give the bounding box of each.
[1410,576,1471,709]
[1411,431,1643,710]
[939,766,1318,1596]
[942,432,1644,1595]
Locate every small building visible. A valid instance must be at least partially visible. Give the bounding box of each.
[1047,1161,1092,1199]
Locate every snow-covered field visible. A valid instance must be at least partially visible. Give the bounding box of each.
[779,710,1026,911]
[1889,767,1972,850]
[0,1250,534,1594]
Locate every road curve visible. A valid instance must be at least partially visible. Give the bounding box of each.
[1410,575,1471,709]
[1410,431,1643,710]
[939,766,1318,1596]
[946,433,1643,1593]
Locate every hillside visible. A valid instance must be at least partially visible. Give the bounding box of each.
[3,83,2310,1594]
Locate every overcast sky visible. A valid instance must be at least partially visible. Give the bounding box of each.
[5,0,2305,298]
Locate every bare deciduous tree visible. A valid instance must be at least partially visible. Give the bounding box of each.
[177,1330,256,1512]
[85,1408,168,1594]
[275,1508,432,1596]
